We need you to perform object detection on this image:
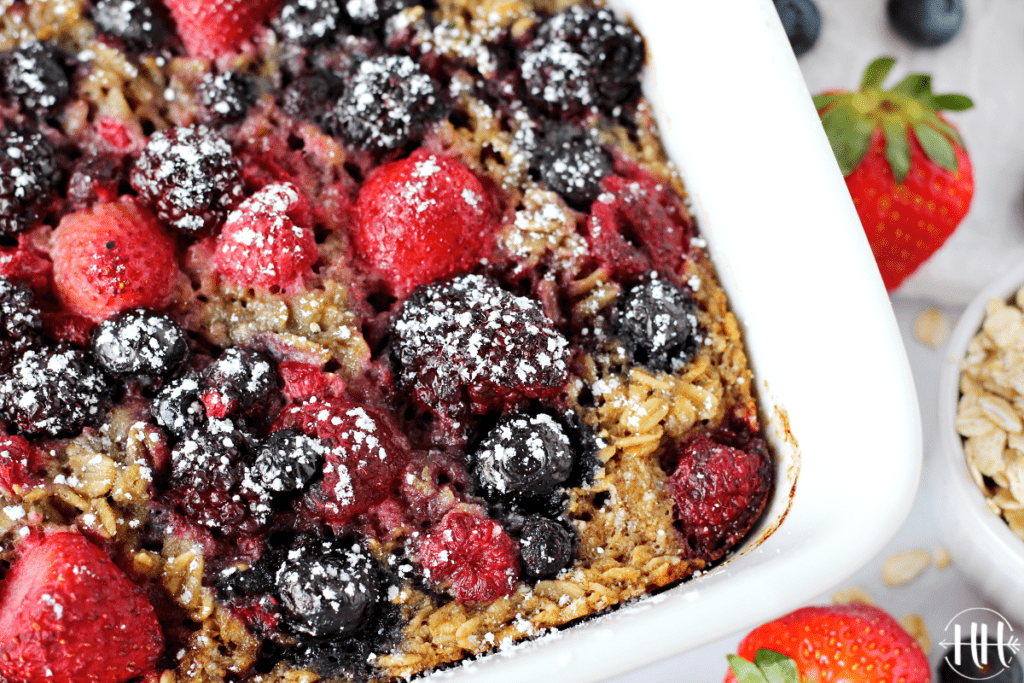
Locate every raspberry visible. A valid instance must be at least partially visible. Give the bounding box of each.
[519,39,596,119]
[534,125,613,210]
[333,55,441,152]
[665,432,772,560]
[275,397,408,525]
[198,71,257,124]
[51,198,182,322]
[471,413,575,499]
[392,274,570,421]
[0,126,59,237]
[130,125,245,236]
[354,151,498,297]
[0,346,111,438]
[91,0,172,53]
[272,0,342,46]
[612,277,701,372]
[418,510,519,601]
[0,276,42,373]
[215,183,318,290]
[0,434,44,497]
[91,308,190,378]
[585,168,694,282]
[0,42,71,118]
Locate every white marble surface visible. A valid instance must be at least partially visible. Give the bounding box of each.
[607,1,1024,680]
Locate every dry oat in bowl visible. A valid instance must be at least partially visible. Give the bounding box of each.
[0,1,776,681]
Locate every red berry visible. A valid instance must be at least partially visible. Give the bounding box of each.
[354,150,498,298]
[0,530,165,683]
[51,198,181,322]
[215,183,318,290]
[418,509,519,602]
[0,235,51,296]
[275,397,408,525]
[278,361,345,401]
[163,0,283,57]
[665,432,772,560]
[0,434,43,498]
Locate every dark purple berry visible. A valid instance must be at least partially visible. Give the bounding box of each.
[152,374,206,438]
[773,0,822,56]
[130,125,245,236]
[0,126,58,237]
[333,55,441,152]
[343,0,411,25]
[197,72,257,124]
[91,0,171,53]
[0,346,111,437]
[473,413,574,498]
[392,274,570,420]
[887,0,964,47]
[279,70,345,126]
[200,347,279,418]
[613,277,700,372]
[91,308,189,378]
[535,126,612,210]
[66,154,126,210]
[519,39,596,119]
[252,428,324,494]
[515,516,576,578]
[274,541,379,638]
[0,277,42,374]
[0,42,71,118]
[273,0,342,46]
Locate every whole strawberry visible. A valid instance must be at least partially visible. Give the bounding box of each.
[815,57,974,290]
[724,603,930,683]
[0,530,165,683]
[162,0,282,57]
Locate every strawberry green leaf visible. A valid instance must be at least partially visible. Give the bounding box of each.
[914,123,958,172]
[727,655,770,683]
[812,93,842,111]
[928,115,965,148]
[883,119,911,184]
[861,57,896,90]
[753,649,800,683]
[893,73,933,101]
[932,93,974,111]
[821,106,875,176]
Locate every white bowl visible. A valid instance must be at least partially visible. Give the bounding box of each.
[427,0,923,681]
[937,262,1024,627]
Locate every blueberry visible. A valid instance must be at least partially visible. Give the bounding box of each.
[152,374,206,438]
[938,643,1023,683]
[252,428,325,494]
[515,516,577,579]
[0,42,71,118]
[275,542,379,638]
[91,308,189,378]
[772,0,822,56]
[612,277,700,372]
[201,347,279,416]
[534,125,612,210]
[280,70,345,126]
[887,0,965,47]
[472,413,575,498]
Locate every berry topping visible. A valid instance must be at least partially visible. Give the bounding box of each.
[168,419,271,535]
[514,516,576,579]
[0,346,111,438]
[278,361,345,401]
[130,125,245,236]
[0,530,164,683]
[163,0,284,57]
[0,276,42,373]
[887,0,965,47]
[418,509,519,602]
[51,198,181,322]
[0,42,71,118]
[772,0,822,56]
[354,151,498,297]
[612,278,700,372]
[586,170,693,282]
[152,374,206,438]
[519,39,596,119]
[276,398,407,525]
[272,0,342,46]
[215,182,318,290]
[392,274,570,419]
[0,433,43,497]
[280,70,345,126]
[333,55,441,152]
[666,432,772,560]
[200,347,279,419]
[91,0,171,53]
[472,413,574,498]
[534,125,613,210]
[0,235,51,296]
[534,6,644,107]
[253,428,325,494]
[67,154,127,210]
[275,541,380,638]
[198,71,257,124]
[0,126,58,237]
[344,0,410,24]
[91,308,190,378]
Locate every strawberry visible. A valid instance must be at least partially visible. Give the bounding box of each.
[0,434,44,498]
[277,360,345,401]
[0,530,164,683]
[51,198,182,322]
[162,0,282,58]
[354,150,499,299]
[724,603,930,683]
[214,182,318,290]
[815,57,974,291]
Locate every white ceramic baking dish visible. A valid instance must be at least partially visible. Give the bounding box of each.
[428,0,923,680]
